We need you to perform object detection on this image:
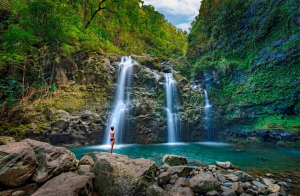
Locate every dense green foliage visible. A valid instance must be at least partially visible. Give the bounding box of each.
[187,0,300,131]
[0,0,187,119]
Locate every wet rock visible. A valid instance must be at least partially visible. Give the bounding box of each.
[233,171,254,181]
[146,185,165,196]
[0,142,36,187]
[221,190,237,196]
[24,139,77,183]
[252,181,266,188]
[190,173,221,194]
[163,155,188,166]
[174,177,191,187]
[167,166,193,177]
[92,152,157,196]
[166,187,195,196]
[216,161,234,169]
[32,172,93,196]
[0,136,15,145]
[226,174,240,182]
[157,172,171,186]
[79,155,94,166]
[206,190,220,196]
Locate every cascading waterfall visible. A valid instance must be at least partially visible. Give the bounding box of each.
[203,90,214,140]
[104,56,136,144]
[164,73,180,143]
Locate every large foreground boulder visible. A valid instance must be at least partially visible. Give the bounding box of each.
[23,139,77,183]
[0,142,36,187]
[190,173,221,194]
[163,155,188,166]
[32,172,93,196]
[92,152,157,196]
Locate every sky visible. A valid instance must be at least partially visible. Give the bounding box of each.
[143,0,202,32]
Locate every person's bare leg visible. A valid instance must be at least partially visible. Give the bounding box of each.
[110,140,115,154]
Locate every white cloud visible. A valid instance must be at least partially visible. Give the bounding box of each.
[143,0,202,31]
[176,23,191,32]
[143,0,201,16]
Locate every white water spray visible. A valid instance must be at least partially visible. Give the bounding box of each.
[104,56,136,144]
[165,73,180,143]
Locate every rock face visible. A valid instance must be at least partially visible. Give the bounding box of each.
[23,139,77,183]
[31,172,93,196]
[163,155,188,166]
[92,152,157,196]
[0,142,36,187]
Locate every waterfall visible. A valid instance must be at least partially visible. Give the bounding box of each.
[104,56,136,144]
[164,73,180,143]
[203,90,214,140]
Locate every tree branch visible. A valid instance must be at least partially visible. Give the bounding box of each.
[85,0,114,29]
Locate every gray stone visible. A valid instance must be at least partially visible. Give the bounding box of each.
[166,187,195,196]
[163,155,188,166]
[24,139,77,183]
[31,172,93,196]
[0,142,37,187]
[221,189,237,196]
[160,163,171,171]
[12,191,26,196]
[216,161,234,169]
[79,155,94,166]
[146,185,165,196]
[232,182,244,195]
[209,165,217,171]
[174,177,191,187]
[252,181,267,188]
[169,174,178,184]
[163,184,174,191]
[233,171,254,181]
[226,174,239,182]
[217,174,226,183]
[167,166,193,177]
[92,152,157,196]
[206,190,220,196]
[245,189,257,196]
[190,173,221,194]
[267,184,280,193]
[262,178,273,186]
[157,172,171,186]
[258,186,268,195]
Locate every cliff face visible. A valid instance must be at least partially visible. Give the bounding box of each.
[187,0,300,136]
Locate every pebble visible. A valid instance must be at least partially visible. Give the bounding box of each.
[286,179,292,183]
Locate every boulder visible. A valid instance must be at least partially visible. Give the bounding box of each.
[166,187,195,196]
[163,184,173,191]
[146,185,165,196]
[79,155,95,166]
[174,177,191,187]
[32,172,93,196]
[190,173,221,194]
[167,166,193,177]
[252,181,266,188]
[0,136,15,145]
[0,142,36,187]
[92,152,157,196]
[23,139,77,183]
[163,155,188,166]
[262,178,273,186]
[77,165,95,178]
[157,172,171,186]
[216,161,234,169]
[221,190,237,196]
[206,190,220,196]
[217,174,226,183]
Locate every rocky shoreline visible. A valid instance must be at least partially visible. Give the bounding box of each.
[0,138,298,196]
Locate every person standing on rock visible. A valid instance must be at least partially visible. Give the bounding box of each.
[110,126,115,154]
